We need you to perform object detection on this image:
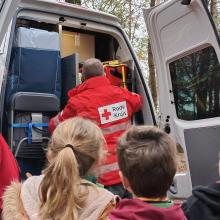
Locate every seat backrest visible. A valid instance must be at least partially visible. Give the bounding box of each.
[11,92,60,112]
[9,92,60,158]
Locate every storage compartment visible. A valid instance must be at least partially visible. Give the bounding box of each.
[60,26,119,62]
[61,30,95,60]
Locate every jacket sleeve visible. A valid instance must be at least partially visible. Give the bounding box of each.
[2,182,29,220]
[181,196,202,220]
[125,90,143,113]
[48,100,77,133]
[0,138,2,167]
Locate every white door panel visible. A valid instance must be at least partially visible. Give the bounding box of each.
[144,0,220,198]
[0,0,20,44]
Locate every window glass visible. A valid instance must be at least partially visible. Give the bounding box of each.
[169,46,220,120]
[0,0,4,10]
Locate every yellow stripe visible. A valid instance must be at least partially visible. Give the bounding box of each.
[137,197,168,202]
[121,65,126,89]
[99,162,119,175]
[101,121,131,135]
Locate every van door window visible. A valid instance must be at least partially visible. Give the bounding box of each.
[169,46,220,120]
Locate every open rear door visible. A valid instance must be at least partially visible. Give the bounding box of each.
[0,0,20,43]
[144,0,220,198]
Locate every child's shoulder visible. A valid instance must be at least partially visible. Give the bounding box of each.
[22,175,44,189]
[78,181,118,220]
[109,198,187,220]
[81,180,114,200]
[21,175,43,203]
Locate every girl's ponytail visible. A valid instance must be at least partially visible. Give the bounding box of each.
[39,147,85,220]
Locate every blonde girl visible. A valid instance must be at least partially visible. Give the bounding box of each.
[2,117,116,220]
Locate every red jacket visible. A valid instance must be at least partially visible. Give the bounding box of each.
[109,199,187,220]
[49,76,142,186]
[0,133,19,209]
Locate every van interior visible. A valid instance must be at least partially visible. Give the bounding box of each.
[7,17,143,108]
[2,15,155,178]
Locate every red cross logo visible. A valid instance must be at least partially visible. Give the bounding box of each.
[102,109,111,120]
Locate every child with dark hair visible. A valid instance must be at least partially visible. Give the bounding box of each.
[108,126,187,220]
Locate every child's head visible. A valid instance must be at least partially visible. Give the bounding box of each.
[81,58,104,81]
[117,126,177,199]
[40,117,105,219]
[47,117,105,176]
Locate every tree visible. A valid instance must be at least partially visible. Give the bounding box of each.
[81,0,147,44]
[147,0,158,109]
[148,38,157,108]
[210,0,218,27]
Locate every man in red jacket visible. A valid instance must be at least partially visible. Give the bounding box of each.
[49,58,142,197]
[0,133,19,214]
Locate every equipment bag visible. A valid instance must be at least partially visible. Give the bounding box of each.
[5,27,61,106]
[103,60,130,88]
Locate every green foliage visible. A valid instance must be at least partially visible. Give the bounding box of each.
[81,0,149,55]
[65,0,81,4]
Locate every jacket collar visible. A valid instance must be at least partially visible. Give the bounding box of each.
[68,76,111,97]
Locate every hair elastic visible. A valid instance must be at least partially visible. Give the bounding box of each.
[65,144,75,151]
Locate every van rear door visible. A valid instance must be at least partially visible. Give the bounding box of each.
[144,0,220,198]
[0,0,20,43]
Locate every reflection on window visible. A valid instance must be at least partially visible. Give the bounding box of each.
[170,46,220,120]
[0,0,4,10]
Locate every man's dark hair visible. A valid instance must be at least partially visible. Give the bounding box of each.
[79,62,84,69]
[117,126,177,198]
[82,58,104,80]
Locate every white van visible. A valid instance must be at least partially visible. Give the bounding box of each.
[0,0,219,199]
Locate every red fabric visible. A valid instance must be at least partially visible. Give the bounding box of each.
[104,64,129,87]
[49,76,142,186]
[109,199,187,220]
[0,133,19,209]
